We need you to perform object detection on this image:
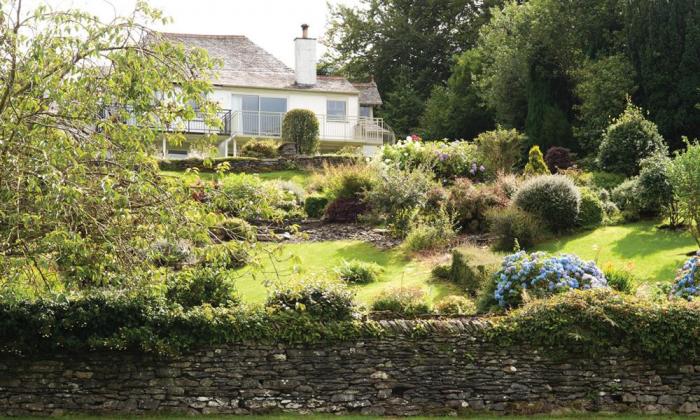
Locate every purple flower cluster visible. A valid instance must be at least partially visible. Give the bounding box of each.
[671,253,700,300]
[494,251,608,308]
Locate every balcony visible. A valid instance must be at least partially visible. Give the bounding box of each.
[100,106,232,136]
[230,110,395,145]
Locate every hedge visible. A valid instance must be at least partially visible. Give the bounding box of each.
[4,289,700,362]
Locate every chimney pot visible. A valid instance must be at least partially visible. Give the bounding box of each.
[301,24,309,38]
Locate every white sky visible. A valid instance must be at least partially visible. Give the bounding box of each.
[28,0,362,66]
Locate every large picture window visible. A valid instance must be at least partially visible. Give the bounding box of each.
[327,100,347,121]
[236,94,287,135]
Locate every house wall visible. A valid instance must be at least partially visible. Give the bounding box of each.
[209,86,360,119]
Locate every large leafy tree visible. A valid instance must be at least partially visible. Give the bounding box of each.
[323,0,503,135]
[0,0,220,290]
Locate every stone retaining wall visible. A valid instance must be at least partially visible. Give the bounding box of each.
[1,320,699,416]
[159,155,359,173]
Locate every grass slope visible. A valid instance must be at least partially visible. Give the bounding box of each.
[234,240,462,306]
[536,221,696,284]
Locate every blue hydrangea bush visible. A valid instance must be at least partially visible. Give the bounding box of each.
[671,254,700,300]
[494,251,608,308]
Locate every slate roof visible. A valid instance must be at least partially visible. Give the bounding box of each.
[160,33,358,94]
[352,81,383,105]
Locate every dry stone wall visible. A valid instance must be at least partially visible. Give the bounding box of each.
[1,320,700,416]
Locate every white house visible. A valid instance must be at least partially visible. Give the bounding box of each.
[158,25,394,158]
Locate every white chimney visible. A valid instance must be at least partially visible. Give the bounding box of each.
[294,24,316,86]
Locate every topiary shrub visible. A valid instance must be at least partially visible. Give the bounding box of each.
[334,259,383,284]
[523,145,550,176]
[493,251,608,308]
[435,295,476,315]
[597,102,668,176]
[211,217,256,242]
[304,195,329,218]
[371,287,432,317]
[514,175,580,232]
[240,139,279,158]
[282,109,320,155]
[487,206,546,252]
[324,197,368,223]
[670,254,700,300]
[266,280,356,321]
[577,187,605,228]
[544,146,573,173]
[166,268,238,309]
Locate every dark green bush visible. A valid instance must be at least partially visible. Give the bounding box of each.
[166,268,238,309]
[266,280,356,321]
[597,102,667,176]
[334,259,383,284]
[514,175,580,231]
[240,139,279,158]
[487,206,546,252]
[435,295,476,315]
[577,187,605,228]
[304,194,329,218]
[0,292,376,355]
[211,217,256,242]
[282,109,319,155]
[490,289,700,362]
[371,287,432,317]
[324,197,367,222]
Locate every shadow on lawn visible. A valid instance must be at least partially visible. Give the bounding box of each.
[609,221,696,259]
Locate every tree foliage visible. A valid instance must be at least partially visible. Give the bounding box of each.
[281,109,319,155]
[0,1,220,290]
[668,140,700,247]
[323,0,503,134]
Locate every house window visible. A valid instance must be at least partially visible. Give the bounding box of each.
[327,100,347,121]
[359,105,372,118]
[238,95,287,135]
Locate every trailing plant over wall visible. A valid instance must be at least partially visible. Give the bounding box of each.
[282,109,320,155]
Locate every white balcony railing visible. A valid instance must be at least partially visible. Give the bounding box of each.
[230,111,395,145]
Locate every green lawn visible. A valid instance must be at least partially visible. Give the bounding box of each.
[234,240,462,306]
[536,220,697,284]
[161,169,312,186]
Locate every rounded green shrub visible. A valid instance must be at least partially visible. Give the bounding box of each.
[435,295,477,315]
[266,280,356,321]
[166,268,238,309]
[370,287,432,317]
[597,102,667,176]
[240,139,279,158]
[282,109,319,155]
[577,187,605,228]
[304,195,329,218]
[487,206,546,252]
[523,145,550,176]
[514,175,580,231]
[334,259,383,284]
[611,178,643,221]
